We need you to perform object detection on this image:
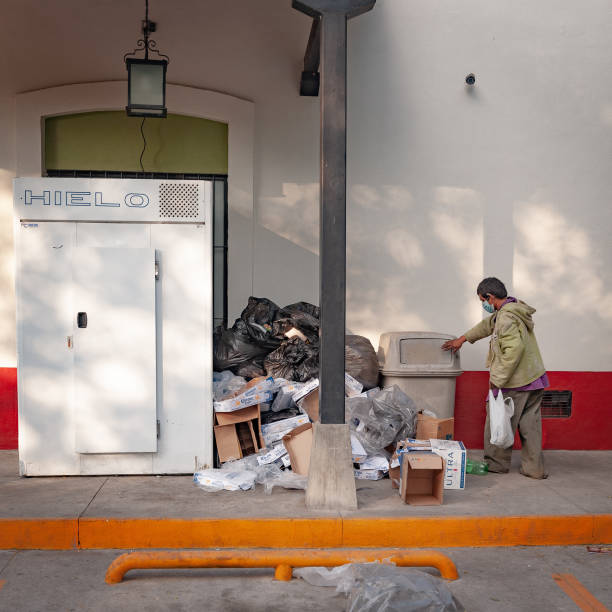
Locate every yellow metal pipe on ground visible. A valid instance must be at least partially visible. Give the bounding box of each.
[105,548,459,584]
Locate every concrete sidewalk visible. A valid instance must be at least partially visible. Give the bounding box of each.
[2,450,610,519]
[1,450,611,550]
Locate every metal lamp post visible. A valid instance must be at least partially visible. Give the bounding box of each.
[293,0,376,510]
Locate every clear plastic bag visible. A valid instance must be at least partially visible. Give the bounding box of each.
[295,563,463,612]
[345,564,464,612]
[193,468,257,492]
[262,468,308,495]
[347,386,417,455]
[212,371,246,401]
[488,390,515,448]
[195,453,307,495]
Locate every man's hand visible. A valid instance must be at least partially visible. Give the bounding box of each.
[441,336,466,353]
[489,381,498,390]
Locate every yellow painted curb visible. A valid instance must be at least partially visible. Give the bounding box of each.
[79,518,343,550]
[343,516,600,548]
[0,515,610,550]
[0,518,77,550]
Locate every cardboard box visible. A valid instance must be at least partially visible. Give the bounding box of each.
[354,468,385,480]
[351,434,368,463]
[429,439,467,490]
[344,373,363,397]
[298,388,319,422]
[282,423,313,476]
[394,438,466,490]
[389,459,400,489]
[214,405,264,463]
[261,414,310,438]
[292,378,319,403]
[214,377,276,413]
[357,454,389,471]
[399,451,445,505]
[256,442,287,465]
[416,413,454,441]
[298,376,363,420]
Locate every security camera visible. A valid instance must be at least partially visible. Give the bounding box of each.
[465,73,476,85]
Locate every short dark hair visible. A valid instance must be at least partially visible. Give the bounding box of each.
[477,277,507,299]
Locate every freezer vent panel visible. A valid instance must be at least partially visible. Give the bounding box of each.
[541,390,572,418]
[158,183,199,218]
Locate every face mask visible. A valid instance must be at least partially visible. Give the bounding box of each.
[482,300,495,314]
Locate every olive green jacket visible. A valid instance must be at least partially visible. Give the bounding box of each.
[464,300,546,388]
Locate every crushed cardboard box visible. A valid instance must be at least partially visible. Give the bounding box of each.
[282,423,313,476]
[354,468,385,480]
[357,454,389,471]
[344,372,363,397]
[298,388,319,422]
[214,377,276,413]
[261,414,310,446]
[292,378,319,403]
[256,442,288,465]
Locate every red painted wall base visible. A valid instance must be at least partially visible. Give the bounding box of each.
[455,371,612,450]
[0,368,17,450]
[1,368,611,450]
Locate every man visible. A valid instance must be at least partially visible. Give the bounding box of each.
[442,277,549,479]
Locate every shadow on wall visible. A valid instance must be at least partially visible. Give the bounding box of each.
[252,218,319,310]
[346,182,485,367]
[254,179,488,367]
[258,182,319,255]
[513,193,612,369]
[254,179,488,368]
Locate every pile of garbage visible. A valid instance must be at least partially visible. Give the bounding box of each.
[195,373,418,493]
[194,296,419,493]
[213,296,379,386]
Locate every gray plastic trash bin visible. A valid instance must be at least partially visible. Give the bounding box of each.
[378,332,463,419]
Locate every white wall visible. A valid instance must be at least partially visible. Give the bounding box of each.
[347,0,612,371]
[0,95,16,366]
[1,0,611,373]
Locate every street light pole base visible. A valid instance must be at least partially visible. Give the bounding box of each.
[306,423,357,511]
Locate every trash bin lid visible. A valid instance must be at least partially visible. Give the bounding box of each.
[378,331,463,376]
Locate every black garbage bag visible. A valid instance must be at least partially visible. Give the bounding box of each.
[264,337,319,382]
[240,296,283,350]
[272,301,320,344]
[345,335,379,390]
[213,320,269,372]
[234,359,266,379]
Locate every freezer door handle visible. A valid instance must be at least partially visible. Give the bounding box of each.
[77,312,88,328]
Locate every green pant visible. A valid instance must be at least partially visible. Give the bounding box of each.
[484,388,547,478]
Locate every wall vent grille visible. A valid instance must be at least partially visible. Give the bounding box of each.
[541,390,572,418]
[159,183,199,219]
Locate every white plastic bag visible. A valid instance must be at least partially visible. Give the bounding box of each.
[488,390,515,448]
